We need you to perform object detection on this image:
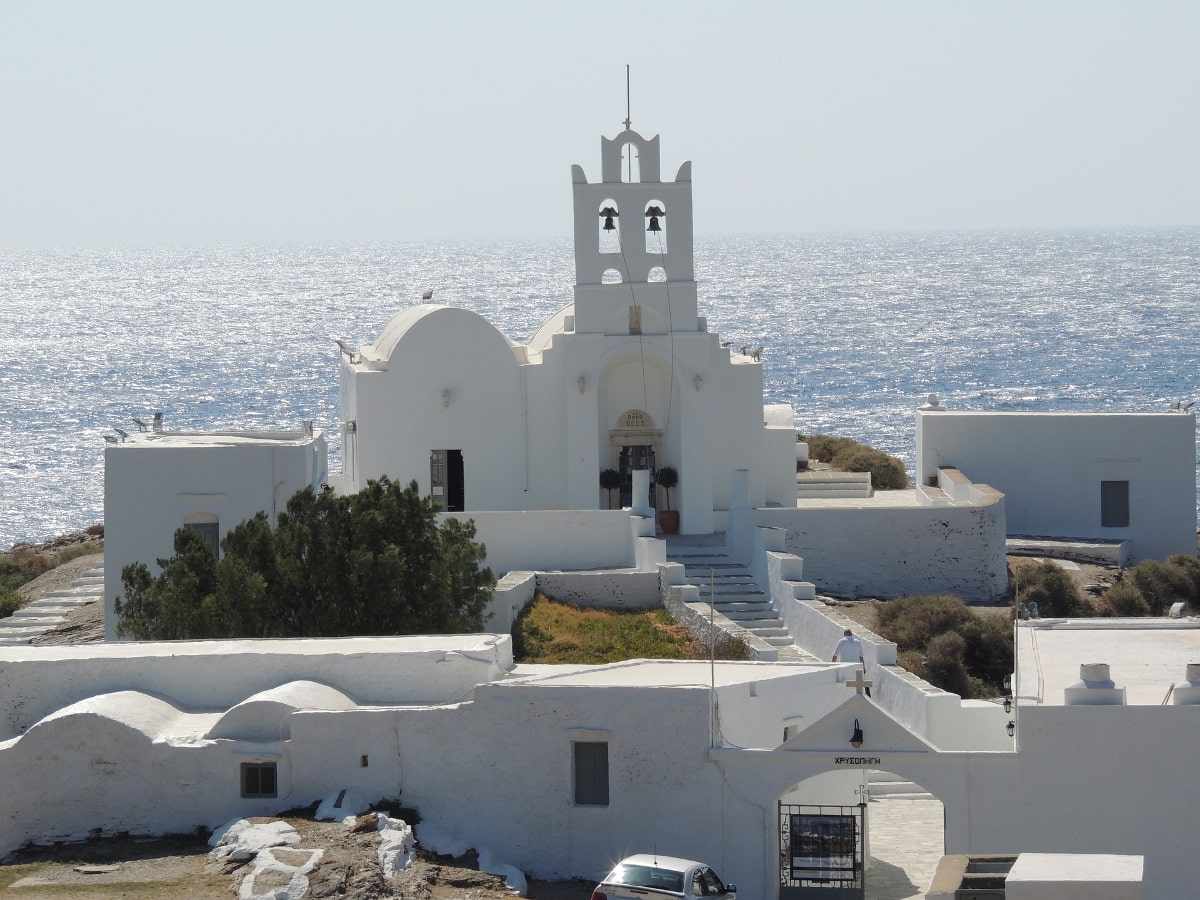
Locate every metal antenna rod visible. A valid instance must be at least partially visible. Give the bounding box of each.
[623,64,632,131]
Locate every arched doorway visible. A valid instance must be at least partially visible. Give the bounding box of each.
[778,771,945,900]
[609,409,663,508]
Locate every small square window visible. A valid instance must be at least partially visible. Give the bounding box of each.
[187,522,220,559]
[241,762,277,798]
[1101,480,1130,528]
[573,741,609,806]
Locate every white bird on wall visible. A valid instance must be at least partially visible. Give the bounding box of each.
[751,346,764,361]
[421,288,434,301]
[132,417,148,431]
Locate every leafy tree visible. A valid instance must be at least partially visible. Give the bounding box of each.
[599,469,621,509]
[117,477,494,640]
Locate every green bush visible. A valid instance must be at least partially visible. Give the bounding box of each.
[1097,580,1150,617]
[0,551,55,593]
[874,593,1012,698]
[801,435,859,463]
[924,631,971,697]
[1094,555,1200,616]
[875,594,973,652]
[0,588,22,619]
[798,433,908,489]
[1015,560,1092,617]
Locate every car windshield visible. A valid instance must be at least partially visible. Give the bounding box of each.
[610,864,685,893]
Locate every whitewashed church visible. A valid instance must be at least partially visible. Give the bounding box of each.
[6,121,1199,898]
[333,126,797,531]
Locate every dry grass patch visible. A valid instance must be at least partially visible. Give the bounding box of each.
[513,594,748,664]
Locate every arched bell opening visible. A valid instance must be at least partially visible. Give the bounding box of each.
[598,199,621,255]
[644,199,667,253]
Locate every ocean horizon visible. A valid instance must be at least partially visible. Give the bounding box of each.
[3,227,1198,550]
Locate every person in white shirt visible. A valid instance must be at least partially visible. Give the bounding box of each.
[832,627,864,664]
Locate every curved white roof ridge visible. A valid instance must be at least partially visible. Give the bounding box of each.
[365,304,517,364]
[30,690,193,741]
[526,302,575,361]
[204,679,358,741]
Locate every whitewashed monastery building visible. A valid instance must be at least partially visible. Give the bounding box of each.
[6,121,1198,898]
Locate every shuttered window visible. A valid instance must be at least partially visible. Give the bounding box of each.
[573,741,609,806]
[1101,480,1130,528]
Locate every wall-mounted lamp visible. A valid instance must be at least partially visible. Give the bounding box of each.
[1003,697,1013,714]
[693,374,703,392]
[441,389,452,408]
[1006,720,1016,738]
[578,376,588,395]
[849,718,864,749]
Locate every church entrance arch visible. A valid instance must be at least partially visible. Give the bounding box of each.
[777,769,945,900]
[609,410,662,508]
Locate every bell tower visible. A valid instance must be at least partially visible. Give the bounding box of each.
[569,127,699,335]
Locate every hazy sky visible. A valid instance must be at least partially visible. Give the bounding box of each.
[2,1,1198,246]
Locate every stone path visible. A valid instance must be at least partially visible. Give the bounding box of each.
[866,796,945,900]
[0,563,103,645]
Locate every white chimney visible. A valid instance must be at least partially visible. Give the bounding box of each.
[1064,663,1126,705]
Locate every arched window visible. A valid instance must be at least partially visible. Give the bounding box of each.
[598,199,620,254]
[647,267,666,283]
[601,268,623,284]
[620,142,641,183]
[644,200,667,253]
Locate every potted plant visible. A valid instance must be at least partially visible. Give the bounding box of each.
[599,468,622,510]
[655,466,679,534]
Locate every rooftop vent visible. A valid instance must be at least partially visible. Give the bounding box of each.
[1172,663,1200,705]
[1064,662,1126,706]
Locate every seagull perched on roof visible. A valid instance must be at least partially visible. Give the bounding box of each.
[132,417,148,431]
[421,288,434,301]
[103,435,118,444]
[739,344,750,356]
[114,427,130,440]
[751,346,764,361]
[720,340,732,348]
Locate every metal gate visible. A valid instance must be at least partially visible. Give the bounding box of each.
[779,803,865,900]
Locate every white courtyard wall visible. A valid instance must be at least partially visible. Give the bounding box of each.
[758,497,1008,602]
[440,509,634,574]
[388,682,732,883]
[103,434,326,639]
[0,636,510,741]
[990,705,1200,900]
[916,411,1196,562]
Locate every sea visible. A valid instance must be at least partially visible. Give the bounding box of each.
[3,229,1199,551]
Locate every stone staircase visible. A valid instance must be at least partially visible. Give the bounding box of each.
[667,544,813,663]
[867,769,935,801]
[0,563,103,646]
[796,470,873,499]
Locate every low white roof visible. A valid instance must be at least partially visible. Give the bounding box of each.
[1016,619,1200,706]
[108,430,321,449]
[504,658,826,688]
[0,634,504,663]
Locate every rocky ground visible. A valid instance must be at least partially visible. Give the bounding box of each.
[0,816,594,899]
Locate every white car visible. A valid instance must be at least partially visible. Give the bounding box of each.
[591,854,737,899]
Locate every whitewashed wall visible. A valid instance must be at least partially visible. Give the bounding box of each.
[440,509,634,574]
[757,495,1008,602]
[103,431,326,639]
[916,410,1197,562]
[0,636,509,741]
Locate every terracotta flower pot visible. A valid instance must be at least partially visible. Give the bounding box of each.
[658,509,680,534]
